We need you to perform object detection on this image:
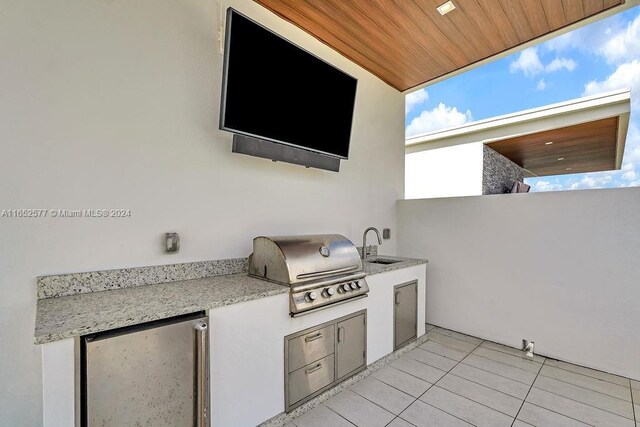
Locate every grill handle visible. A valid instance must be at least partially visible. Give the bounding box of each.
[296,265,359,280]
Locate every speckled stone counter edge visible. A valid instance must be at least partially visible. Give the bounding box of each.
[258,333,430,427]
[37,246,381,300]
[37,257,249,299]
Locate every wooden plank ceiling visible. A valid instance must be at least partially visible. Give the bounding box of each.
[254,0,623,91]
[486,117,619,177]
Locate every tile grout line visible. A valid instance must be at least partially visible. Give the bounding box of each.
[346,376,411,418]
[478,340,546,362]
[400,341,537,411]
[445,370,527,400]
[523,401,597,427]
[420,332,630,426]
[428,382,520,420]
[511,355,546,427]
[474,339,631,392]
[630,379,637,424]
[535,372,633,402]
[417,338,489,424]
[483,341,628,391]
[528,384,635,420]
[457,360,533,386]
[466,352,542,375]
[364,371,433,400]
[460,355,634,404]
[544,362,630,388]
[424,337,632,420]
[428,330,483,349]
[542,363,633,389]
[386,335,485,427]
[321,403,358,426]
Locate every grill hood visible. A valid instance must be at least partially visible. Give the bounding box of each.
[248,234,363,285]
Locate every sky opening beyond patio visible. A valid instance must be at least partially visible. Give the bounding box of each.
[405,6,640,192]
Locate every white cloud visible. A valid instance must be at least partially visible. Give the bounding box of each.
[405,103,473,137]
[567,174,616,190]
[545,57,577,72]
[405,88,429,113]
[600,14,640,64]
[510,47,577,79]
[536,79,546,90]
[533,180,563,191]
[510,48,544,77]
[545,14,640,65]
[622,170,637,181]
[583,59,640,109]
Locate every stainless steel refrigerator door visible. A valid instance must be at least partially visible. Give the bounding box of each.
[84,315,209,427]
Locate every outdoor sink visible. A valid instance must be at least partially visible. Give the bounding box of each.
[366,257,403,265]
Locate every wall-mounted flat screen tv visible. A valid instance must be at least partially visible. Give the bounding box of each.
[219,9,357,159]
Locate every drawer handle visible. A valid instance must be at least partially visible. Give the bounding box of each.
[305,332,323,342]
[338,326,345,343]
[305,363,323,374]
[395,291,400,305]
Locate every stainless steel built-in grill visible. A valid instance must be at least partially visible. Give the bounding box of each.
[248,234,369,316]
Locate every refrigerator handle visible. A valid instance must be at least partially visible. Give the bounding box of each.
[194,320,210,427]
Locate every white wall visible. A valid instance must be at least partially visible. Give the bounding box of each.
[0,1,404,425]
[405,143,483,199]
[398,188,640,380]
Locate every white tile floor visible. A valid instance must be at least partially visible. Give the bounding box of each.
[287,325,640,427]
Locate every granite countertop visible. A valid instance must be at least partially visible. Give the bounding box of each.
[34,256,427,345]
[34,273,287,344]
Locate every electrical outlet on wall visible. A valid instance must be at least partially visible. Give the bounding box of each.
[383,228,391,239]
[165,233,180,253]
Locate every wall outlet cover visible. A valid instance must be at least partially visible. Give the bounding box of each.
[165,233,180,253]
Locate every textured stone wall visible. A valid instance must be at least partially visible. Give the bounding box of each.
[482,145,525,194]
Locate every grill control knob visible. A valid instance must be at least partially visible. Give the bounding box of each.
[341,283,351,292]
[306,291,317,301]
[350,282,358,290]
[323,287,335,297]
[355,281,362,288]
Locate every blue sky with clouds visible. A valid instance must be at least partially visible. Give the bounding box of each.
[405,6,640,191]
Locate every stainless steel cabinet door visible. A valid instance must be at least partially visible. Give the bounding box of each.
[336,313,366,379]
[394,281,417,349]
[84,315,209,427]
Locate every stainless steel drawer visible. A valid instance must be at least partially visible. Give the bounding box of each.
[287,325,335,373]
[288,354,335,406]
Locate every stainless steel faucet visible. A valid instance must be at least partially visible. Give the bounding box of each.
[362,227,382,260]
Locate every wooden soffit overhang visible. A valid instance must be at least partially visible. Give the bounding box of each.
[253,0,627,91]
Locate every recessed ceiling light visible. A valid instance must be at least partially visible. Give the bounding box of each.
[557,157,565,161]
[566,167,572,171]
[437,1,456,15]
[545,141,554,145]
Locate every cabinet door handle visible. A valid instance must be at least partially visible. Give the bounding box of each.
[305,332,323,342]
[305,363,322,374]
[395,291,400,305]
[338,326,345,343]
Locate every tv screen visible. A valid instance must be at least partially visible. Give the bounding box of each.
[220,9,357,159]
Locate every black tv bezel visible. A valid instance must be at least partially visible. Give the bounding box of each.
[219,8,357,160]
